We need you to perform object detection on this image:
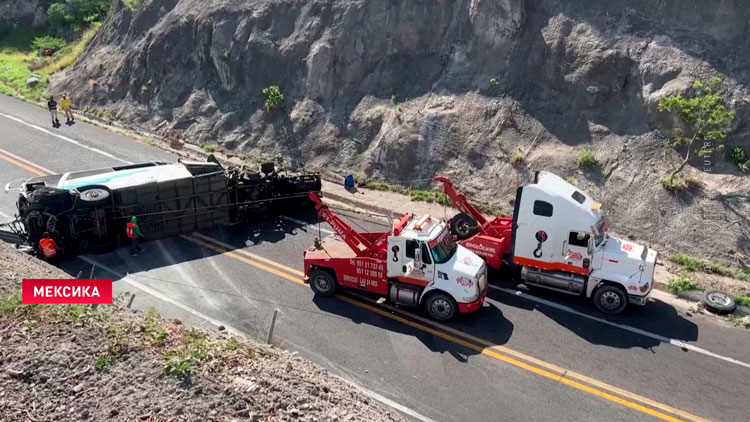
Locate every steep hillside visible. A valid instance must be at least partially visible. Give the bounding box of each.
[50,0,750,259]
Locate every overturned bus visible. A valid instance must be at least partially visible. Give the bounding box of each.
[5,157,321,257]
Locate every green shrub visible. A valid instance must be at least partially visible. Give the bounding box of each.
[262,85,283,112]
[395,103,403,113]
[47,3,72,26]
[565,177,578,185]
[31,35,66,53]
[70,0,110,24]
[201,143,217,152]
[576,148,598,169]
[123,0,151,10]
[666,273,700,295]
[510,151,524,166]
[660,173,701,192]
[727,146,747,170]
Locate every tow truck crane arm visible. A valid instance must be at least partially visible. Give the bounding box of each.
[434,176,488,228]
[308,192,410,259]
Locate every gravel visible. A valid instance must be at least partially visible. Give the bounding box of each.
[0,242,404,422]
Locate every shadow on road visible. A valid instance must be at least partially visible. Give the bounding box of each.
[312,293,514,363]
[487,277,699,350]
[58,214,308,281]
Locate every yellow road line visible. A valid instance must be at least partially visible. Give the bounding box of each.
[0,148,51,177]
[182,234,707,422]
[336,295,689,422]
[189,232,305,276]
[357,296,712,422]
[0,151,708,422]
[181,234,305,285]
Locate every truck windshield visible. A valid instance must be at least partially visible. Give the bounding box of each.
[428,227,457,264]
[595,217,607,247]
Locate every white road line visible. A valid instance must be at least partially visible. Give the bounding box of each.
[280,215,335,235]
[0,112,132,164]
[78,255,244,337]
[334,375,439,422]
[79,255,435,422]
[0,147,55,174]
[491,285,750,370]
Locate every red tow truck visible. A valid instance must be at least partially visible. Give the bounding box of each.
[303,193,488,321]
[435,173,657,314]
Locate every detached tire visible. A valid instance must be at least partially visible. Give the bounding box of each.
[425,292,457,321]
[593,284,628,314]
[309,269,337,297]
[702,290,736,314]
[450,212,479,240]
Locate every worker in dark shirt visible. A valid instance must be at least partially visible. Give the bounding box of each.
[48,96,60,127]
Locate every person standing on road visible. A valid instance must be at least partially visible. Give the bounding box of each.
[126,216,144,256]
[47,96,60,127]
[60,94,74,124]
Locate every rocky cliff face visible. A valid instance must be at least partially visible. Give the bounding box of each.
[51,0,750,258]
[0,0,50,34]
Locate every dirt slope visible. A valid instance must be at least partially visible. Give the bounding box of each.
[50,0,750,260]
[0,242,403,422]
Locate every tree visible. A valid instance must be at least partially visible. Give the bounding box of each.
[262,85,283,112]
[658,78,735,181]
[47,3,71,27]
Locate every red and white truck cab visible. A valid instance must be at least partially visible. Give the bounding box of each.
[513,172,657,312]
[437,172,657,314]
[303,193,488,321]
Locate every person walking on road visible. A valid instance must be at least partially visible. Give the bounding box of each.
[126,216,144,256]
[60,94,74,124]
[47,96,60,127]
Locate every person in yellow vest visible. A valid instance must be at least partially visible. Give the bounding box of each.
[60,94,74,124]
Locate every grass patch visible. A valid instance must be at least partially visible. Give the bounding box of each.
[565,177,578,185]
[576,148,598,169]
[669,252,750,281]
[733,294,750,308]
[0,23,101,101]
[164,328,210,379]
[357,177,508,216]
[666,273,701,295]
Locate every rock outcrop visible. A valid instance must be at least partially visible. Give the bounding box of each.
[51,0,750,258]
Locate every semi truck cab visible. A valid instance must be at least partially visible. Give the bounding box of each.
[513,172,657,313]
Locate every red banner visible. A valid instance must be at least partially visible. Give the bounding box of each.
[22,279,113,304]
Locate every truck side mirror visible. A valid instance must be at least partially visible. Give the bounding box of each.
[414,247,422,266]
[587,237,594,255]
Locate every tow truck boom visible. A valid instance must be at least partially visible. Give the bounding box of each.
[309,193,410,259]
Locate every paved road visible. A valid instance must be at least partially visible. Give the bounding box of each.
[1,93,749,422]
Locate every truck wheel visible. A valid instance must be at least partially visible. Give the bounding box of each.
[425,292,457,321]
[450,212,479,240]
[702,290,736,314]
[309,269,337,297]
[593,285,627,314]
[77,185,111,206]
